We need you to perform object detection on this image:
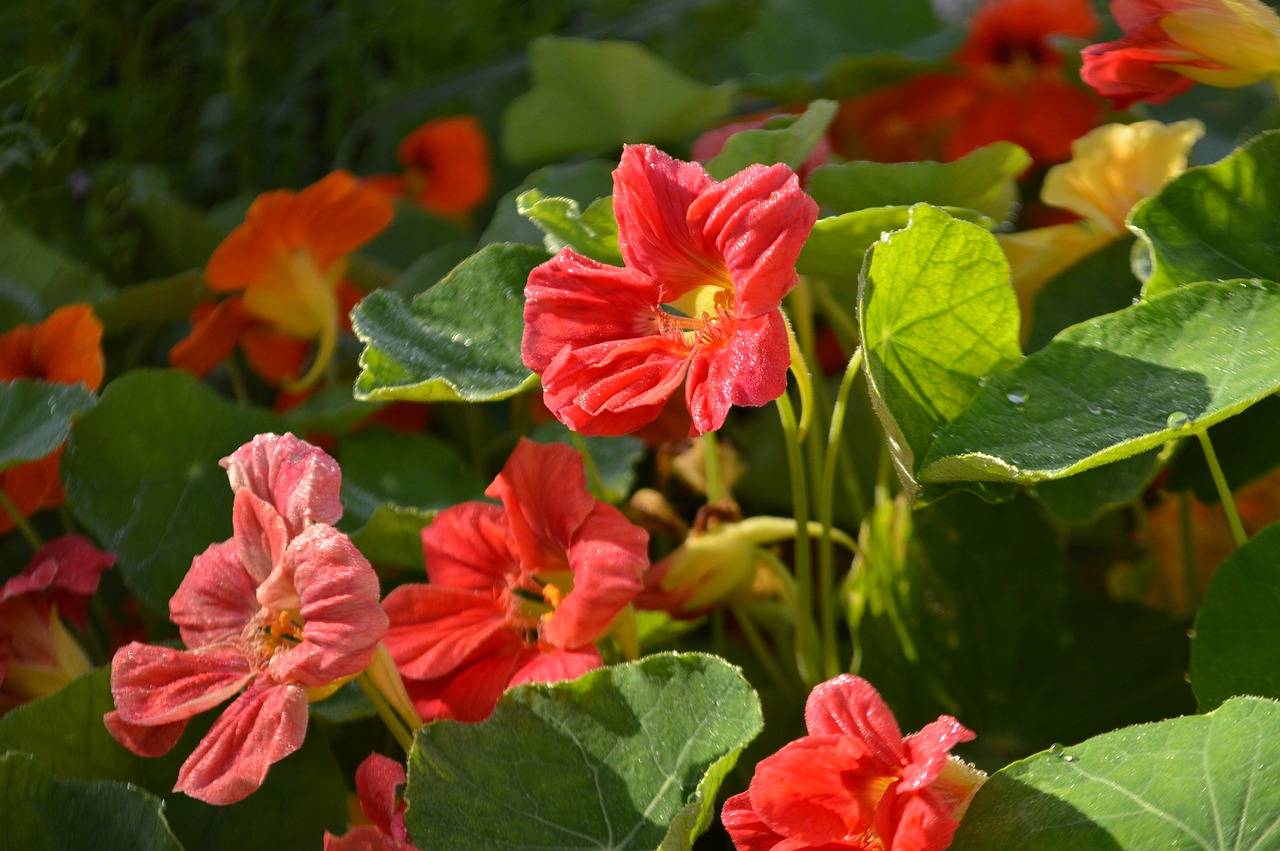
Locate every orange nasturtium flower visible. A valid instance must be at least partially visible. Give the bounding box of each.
[366,116,492,217]
[171,171,394,390]
[0,304,105,532]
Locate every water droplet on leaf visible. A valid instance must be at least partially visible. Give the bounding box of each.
[1166,411,1191,430]
[1007,387,1028,405]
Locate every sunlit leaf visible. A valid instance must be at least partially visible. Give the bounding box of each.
[704,99,837,180]
[517,191,622,265]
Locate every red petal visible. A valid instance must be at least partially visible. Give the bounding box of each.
[382,584,512,680]
[110,642,252,726]
[268,525,387,685]
[232,489,291,590]
[222,432,344,536]
[354,753,406,838]
[1,535,114,627]
[104,710,188,758]
[722,790,788,851]
[170,539,260,649]
[687,162,815,318]
[545,502,648,648]
[804,675,907,767]
[875,786,959,851]
[685,311,789,434]
[175,678,309,805]
[900,716,975,792]
[421,502,518,590]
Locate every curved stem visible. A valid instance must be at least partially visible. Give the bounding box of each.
[818,348,863,679]
[776,391,821,685]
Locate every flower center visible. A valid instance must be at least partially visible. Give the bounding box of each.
[658,282,736,348]
[245,606,305,670]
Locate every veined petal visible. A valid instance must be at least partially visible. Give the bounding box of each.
[688,162,816,318]
[104,711,188,758]
[353,753,407,839]
[268,524,387,685]
[169,297,257,378]
[222,432,344,534]
[504,643,602,691]
[232,489,290,591]
[540,335,689,436]
[613,145,723,296]
[170,539,260,649]
[874,786,959,851]
[422,502,519,590]
[900,716,976,792]
[544,501,648,648]
[721,791,789,851]
[175,678,309,805]
[402,641,542,722]
[110,641,252,726]
[382,584,512,680]
[685,311,790,435]
[485,439,597,580]
[522,249,662,374]
[804,674,907,767]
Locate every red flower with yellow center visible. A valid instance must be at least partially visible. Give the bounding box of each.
[523,144,817,437]
[171,170,393,389]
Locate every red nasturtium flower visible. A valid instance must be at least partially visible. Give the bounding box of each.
[1082,0,1280,108]
[324,753,414,851]
[105,433,388,805]
[522,144,817,437]
[366,116,492,217]
[0,304,104,533]
[723,675,985,851]
[382,438,649,722]
[0,535,115,712]
[170,171,393,389]
[832,0,1103,165]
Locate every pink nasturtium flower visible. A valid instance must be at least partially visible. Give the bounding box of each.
[382,438,649,722]
[324,753,414,851]
[105,433,388,805]
[0,535,115,712]
[1081,0,1280,108]
[523,144,818,437]
[723,675,986,851]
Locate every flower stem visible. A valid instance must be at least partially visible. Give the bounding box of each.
[818,348,863,679]
[1195,429,1246,548]
[357,643,423,753]
[703,431,723,503]
[775,391,821,684]
[0,488,42,553]
[732,604,801,694]
[358,673,414,752]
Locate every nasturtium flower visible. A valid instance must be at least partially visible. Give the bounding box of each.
[523,144,817,437]
[171,171,393,390]
[366,115,492,217]
[382,438,649,722]
[723,675,985,851]
[1000,118,1203,319]
[1082,0,1280,108]
[0,304,104,533]
[0,535,114,712]
[324,753,414,851]
[106,433,388,805]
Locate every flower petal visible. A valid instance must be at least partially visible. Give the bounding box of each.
[170,539,260,649]
[545,502,648,648]
[804,674,907,767]
[688,162,815,318]
[104,711,188,758]
[900,716,976,792]
[110,641,252,726]
[382,584,512,680]
[421,502,518,590]
[685,311,790,434]
[354,753,407,839]
[175,678,309,805]
[268,524,387,685]
[721,790,789,851]
[1,535,115,627]
[222,432,344,534]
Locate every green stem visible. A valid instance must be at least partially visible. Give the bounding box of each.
[357,672,415,753]
[570,432,607,501]
[817,349,863,679]
[776,392,821,684]
[703,430,723,503]
[1196,429,1246,548]
[0,489,42,553]
[732,605,801,694]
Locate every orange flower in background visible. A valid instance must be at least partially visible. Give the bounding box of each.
[0,304,104,532]
[171,171,393,390]
[366,116,492,217]
[832,0,1105,166]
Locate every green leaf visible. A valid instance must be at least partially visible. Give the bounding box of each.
[857,204,1021,501]
[1190,522,1280,711]
[1163,393,1280,503]
[951,696,1280,850]
[1132,129,1280,298]
[0,670,347,851]
[0,751,184,851]
[0,207,113,320]
[93,271,209,332]
[1024,236,1140,354]
[798,205,998,284]
[1033,451,1162,526]
[517,190,622,265]
[404,653,762,850]
[132,196,227,274]
[703,99,838,180]
[352,243,547,403]
[922,280,1280,484]
[346,503,433,573]
[503,36,734,163]
[807,142,1031,221]
[482,160,616,248]
[337,429,487,525]
[62,370,279,614]
[0,380,96,470]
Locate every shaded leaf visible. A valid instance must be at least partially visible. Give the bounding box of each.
[93,271,208,332]
[0,380,96,470]
[1024,237,1141,354]
[923,280,1280,484]
[952,697,1280,850]
[503,37,734,163]
[1034,451,1162,526]
[352,244,547,403]
[337,429,486,525]
[857,204,1021,501]
[62,369,279,614]
[0,207,112,321]
[404,653,762,851]
[1190,522,1280,711]
[1131,129,1280,298]
[346,503,433,573]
